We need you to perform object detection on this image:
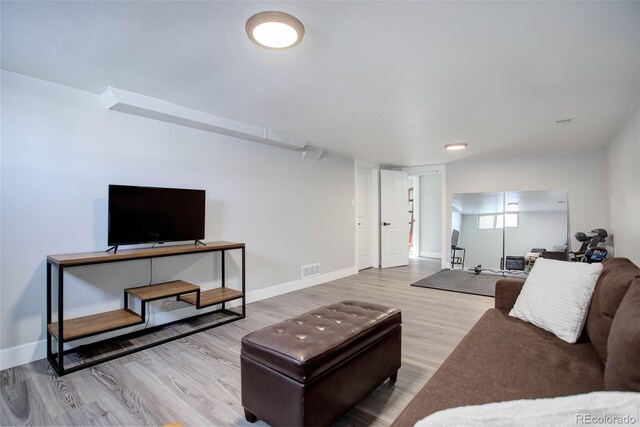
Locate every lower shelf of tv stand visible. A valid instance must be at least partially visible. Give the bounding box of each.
[51,308,245,375]
[179,287,244,309]
[48,308,143,341]
[125,280,200,301]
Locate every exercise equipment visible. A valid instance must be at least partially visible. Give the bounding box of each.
[468,264,527,278]
[570,229,608,263]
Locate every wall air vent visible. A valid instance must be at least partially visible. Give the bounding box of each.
[301,263,321,279]
[554,118,573,125]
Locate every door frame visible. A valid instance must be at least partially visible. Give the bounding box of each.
[403,164,448,269]
[410,175,419,259]
[354,160,380,269]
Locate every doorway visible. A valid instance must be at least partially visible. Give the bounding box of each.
[405,165,446,266]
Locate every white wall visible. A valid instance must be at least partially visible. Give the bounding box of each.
[0,71,356,366]
[419,174,442,257]
[458,214,503,269]
[606,98,640,265]
[505,211,568,257]
[446,149,607,263]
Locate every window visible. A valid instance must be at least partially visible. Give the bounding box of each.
[478,213,518,229]
[478,215,495,230]
[504,213,518,228]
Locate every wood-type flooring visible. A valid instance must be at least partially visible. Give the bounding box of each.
[1,258,493,426]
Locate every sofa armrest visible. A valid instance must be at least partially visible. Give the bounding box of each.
[495,280,525,311]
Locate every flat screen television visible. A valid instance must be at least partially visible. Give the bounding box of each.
[108,185,205,247]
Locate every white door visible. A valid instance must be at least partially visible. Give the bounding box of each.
[357,165,373,270]
[381,170,409,268]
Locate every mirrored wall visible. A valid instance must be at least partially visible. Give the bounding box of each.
[451,190,568,274]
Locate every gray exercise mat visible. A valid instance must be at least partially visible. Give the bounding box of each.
[411,269,524,297]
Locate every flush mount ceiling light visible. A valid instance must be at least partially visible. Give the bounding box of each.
[246,11,305,49]
[444,143,468,151]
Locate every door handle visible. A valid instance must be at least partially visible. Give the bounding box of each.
[383,222,391,226]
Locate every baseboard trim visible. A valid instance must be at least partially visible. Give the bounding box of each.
[419,251,442,259]
[0,340,47,371]
[244,265,358,304]
[0,265,358,371]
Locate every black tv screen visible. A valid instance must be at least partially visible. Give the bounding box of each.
[108,185,205,246]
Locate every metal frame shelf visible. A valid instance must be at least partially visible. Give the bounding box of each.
[46,241,246,375]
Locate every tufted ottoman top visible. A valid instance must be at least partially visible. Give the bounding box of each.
[241,300,401,383]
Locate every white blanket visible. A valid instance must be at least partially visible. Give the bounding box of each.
[414,392,640,427]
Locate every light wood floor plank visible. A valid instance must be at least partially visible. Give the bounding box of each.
[1,259,493,426]
[52,401,123,426]
[26,359,86,419]
[0,369,54,426]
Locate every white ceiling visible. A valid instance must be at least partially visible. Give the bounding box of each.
[453,190,569,214]
[2,1,639,166]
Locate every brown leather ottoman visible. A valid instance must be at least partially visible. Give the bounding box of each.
[241,300,402,426]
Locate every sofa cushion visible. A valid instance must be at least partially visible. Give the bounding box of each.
[494,279,525,311]
[510,258,602,343]
[605,278,640,391]
[390,309,604,427]
[586,258,640,363]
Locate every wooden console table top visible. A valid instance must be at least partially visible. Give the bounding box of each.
[47,241,245,266]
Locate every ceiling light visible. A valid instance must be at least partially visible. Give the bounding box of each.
[246,11,305,49]
[506,202,519,211]
[444,143,468,151]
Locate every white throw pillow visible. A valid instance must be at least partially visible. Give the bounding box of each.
[509,258,602,343]
[414,391,640,427]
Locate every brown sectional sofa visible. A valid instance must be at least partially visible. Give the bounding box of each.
[392,258,640,427]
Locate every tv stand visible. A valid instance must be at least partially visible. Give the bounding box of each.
[195,239,207,247]
[46,241,246,375]
[106,245,118,254]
